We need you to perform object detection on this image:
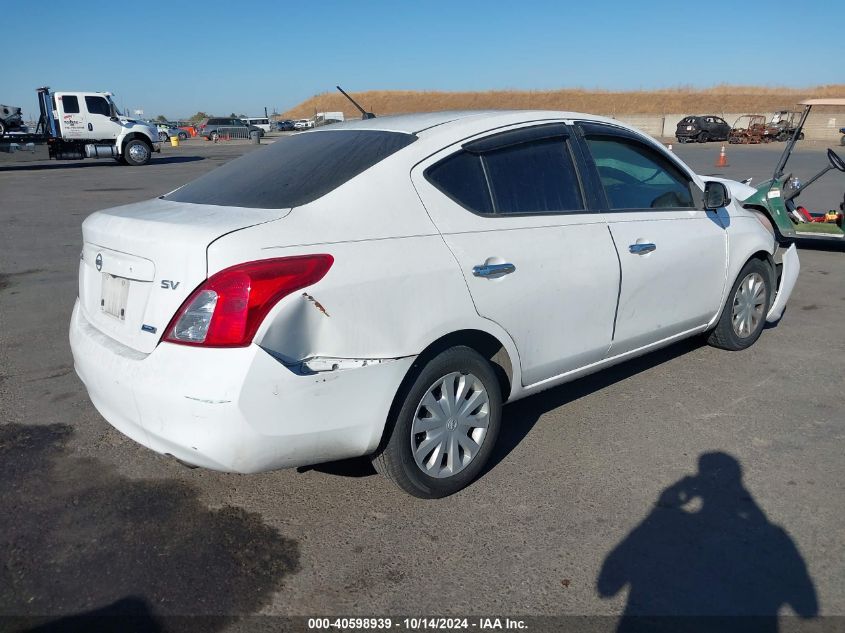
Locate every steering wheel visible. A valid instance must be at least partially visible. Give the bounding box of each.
[827,148,845,172]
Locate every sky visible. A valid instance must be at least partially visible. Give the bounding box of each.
[5,0,843,120]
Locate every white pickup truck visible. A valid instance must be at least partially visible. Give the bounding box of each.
[0,87,160,166]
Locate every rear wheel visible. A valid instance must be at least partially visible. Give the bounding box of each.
[699,132,709,143]
[158,131,168,142]
[372,346,502,498]
[178,131,187,140]
[0,121,5,136]
[707,259,773,351]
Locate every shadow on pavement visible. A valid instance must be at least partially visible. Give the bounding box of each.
[0,424,299,629]
[596,452,818,633]
[488,337,705,474]
[0,156,205,171]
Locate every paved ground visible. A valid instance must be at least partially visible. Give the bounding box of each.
[1,140,843,631]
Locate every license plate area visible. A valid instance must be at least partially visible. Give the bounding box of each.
[101,273,130,320]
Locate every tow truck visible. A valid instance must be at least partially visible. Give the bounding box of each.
[0,87,159,166]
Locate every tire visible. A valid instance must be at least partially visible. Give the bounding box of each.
[699,132,709,143]
[158,131,168,142]
[211,131,220,142]
[372,346,502,499]
[178,131,187,140]
[0,121,5,136]
[122,139,151,166]
[707,258,773,351]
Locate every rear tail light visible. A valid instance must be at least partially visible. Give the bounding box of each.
[163,255,333,348]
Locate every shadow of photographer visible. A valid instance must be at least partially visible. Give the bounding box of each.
[597,452,818,633]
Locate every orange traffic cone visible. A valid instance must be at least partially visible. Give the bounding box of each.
[715,144,729,167]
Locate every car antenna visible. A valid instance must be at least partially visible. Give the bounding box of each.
[336,86,375,119]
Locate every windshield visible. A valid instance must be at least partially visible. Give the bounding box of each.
[107,96,121,116]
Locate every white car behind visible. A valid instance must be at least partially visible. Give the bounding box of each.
[69,110,799,498]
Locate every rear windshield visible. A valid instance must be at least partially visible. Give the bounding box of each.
[165,130,416,209]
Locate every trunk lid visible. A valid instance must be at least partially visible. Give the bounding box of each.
[79,197,289,354]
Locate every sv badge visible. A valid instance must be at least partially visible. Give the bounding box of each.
[161,280,181,290]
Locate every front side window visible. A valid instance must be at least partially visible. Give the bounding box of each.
[61,95,80,114]
[585,136,695,210]
[425,134,584,215]
[85,96,111,117]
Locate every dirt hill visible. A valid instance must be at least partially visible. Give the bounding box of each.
[282,85,845,119]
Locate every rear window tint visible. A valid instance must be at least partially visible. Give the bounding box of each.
[425,151,493,214]
[165,130,416,209]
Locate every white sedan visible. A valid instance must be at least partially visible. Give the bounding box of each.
[69,111,799,498]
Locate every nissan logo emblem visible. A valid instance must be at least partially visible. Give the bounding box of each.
[95,253,103,272]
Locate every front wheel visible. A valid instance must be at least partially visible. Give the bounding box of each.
[158,131,168,142]
[699,132,709,143]
[707,259,773,351]
[178,131,187,140]
[372,346,502,498]
[122,139,151,166]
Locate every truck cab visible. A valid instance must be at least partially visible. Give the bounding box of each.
[52,90,159,165]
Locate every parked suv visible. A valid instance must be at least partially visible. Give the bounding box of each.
[675,115,730,143]
[198,117,264,140]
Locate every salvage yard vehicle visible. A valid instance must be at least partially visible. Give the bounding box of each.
[729,114,767,144]
[741,99,845,243]
[0,87,160,166]
[675,115,730,143]
[0,103,25,135]
[763,110,804,142]
[155,122,188,141]
[70,110,798,498]
[198,117,264,140]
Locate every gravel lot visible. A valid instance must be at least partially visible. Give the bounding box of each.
[1,139,843,631]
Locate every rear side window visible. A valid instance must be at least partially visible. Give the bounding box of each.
[61,95,80,114]
[425,135,584,215]
[425,151,493,214]
[165,130,416,209]
[484,139,583,214]
[585,136,694,209]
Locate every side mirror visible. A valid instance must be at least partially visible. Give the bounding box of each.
[109,116,119,122]
[704,181,731,210]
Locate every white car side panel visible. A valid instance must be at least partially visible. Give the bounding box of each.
[710,213,778,327]
[606,209,728,355]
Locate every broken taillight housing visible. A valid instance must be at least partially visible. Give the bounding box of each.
[163,255,333,347]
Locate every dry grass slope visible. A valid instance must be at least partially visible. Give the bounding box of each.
[282,85,845,119]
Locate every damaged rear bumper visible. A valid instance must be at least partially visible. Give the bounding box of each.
[69,300,414,472]
[766,243,799,323]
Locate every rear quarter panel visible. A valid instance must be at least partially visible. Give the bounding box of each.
[206,157,523,378]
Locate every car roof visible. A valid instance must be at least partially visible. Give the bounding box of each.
[304,109,633,136]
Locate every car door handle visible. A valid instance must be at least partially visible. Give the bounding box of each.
[629,243,656,255]
[472,263,516,277]
[88,123,93,131]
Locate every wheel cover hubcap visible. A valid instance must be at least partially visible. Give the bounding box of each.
[128,143,149,162]
[731,272,766,338]
[411,372,490,479]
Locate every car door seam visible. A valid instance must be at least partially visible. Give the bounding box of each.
[606,225,623,345]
